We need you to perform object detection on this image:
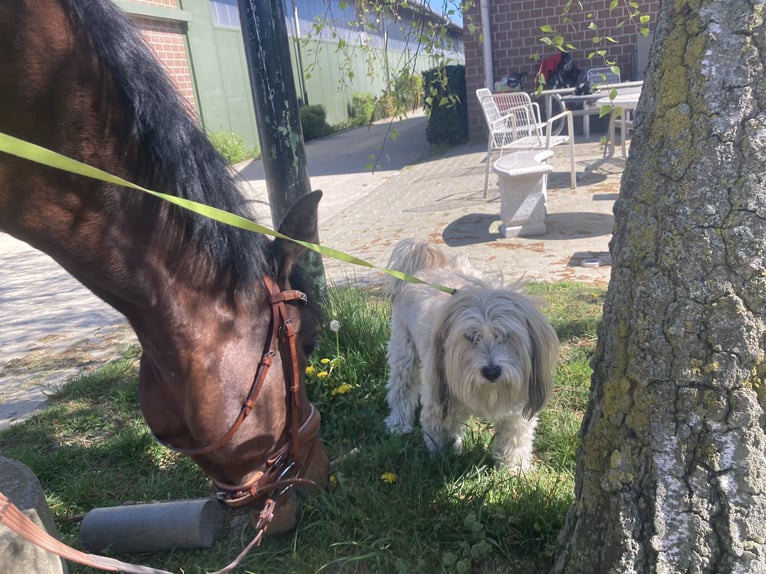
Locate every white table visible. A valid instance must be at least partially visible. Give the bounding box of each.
[597,86,642,157]
[558,92,605,138]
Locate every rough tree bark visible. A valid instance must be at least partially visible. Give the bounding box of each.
[553,1,766,572]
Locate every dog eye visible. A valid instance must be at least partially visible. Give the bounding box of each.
[464,331,482,344]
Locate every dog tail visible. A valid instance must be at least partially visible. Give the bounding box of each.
[385,239,450,299]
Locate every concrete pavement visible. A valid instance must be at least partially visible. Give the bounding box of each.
[0,111,624,429]
[237,111,622,286]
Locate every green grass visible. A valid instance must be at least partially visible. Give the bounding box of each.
[0,281,604,573]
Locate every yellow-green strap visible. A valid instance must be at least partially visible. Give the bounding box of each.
[0,132,455,294]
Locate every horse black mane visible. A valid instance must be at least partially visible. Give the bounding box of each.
[63,0,274,283]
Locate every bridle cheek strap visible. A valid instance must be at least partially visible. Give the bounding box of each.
[212,276,321,508]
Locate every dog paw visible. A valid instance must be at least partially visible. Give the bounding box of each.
[496,458,535,474]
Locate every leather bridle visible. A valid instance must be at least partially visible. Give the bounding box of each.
[156,274,323,509]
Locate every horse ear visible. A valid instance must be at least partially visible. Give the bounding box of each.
[272,190,322,282]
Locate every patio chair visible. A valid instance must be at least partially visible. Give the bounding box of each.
[476,88,576,196]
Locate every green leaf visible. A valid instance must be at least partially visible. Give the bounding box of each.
[540,24,554,33]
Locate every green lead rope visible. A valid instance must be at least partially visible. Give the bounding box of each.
[0,132,454,295]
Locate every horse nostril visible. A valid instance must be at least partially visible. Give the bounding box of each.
[481,365,502,381]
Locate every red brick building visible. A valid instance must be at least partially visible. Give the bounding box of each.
[117,0,197,112]
[462,0,659,141]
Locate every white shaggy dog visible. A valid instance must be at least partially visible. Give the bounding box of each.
[383,240,559,470]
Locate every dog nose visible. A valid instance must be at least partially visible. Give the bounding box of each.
[481,365,502,381]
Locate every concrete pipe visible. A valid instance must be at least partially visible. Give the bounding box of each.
[79,498,224,554]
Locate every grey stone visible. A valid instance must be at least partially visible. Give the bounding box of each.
[0,457,68,574]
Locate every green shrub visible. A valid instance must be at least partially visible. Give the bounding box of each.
[373,94,396,120]
[300,104,333,141]
[350,92,376,126]
[422,64,469,146]
[393,69,423,111]
[207,131,259,164]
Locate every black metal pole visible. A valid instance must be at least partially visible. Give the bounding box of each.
[236,0,325,290]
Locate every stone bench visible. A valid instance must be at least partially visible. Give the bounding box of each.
[493,150,554,237]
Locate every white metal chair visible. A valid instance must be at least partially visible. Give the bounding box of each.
[476,88,576,196]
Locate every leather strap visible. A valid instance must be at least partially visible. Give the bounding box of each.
[0,491,174,573]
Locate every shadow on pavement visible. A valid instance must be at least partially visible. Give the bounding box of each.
[441,211,614,247]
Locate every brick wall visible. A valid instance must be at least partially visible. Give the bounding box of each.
[463,0,659,141]
[126,1,197,114]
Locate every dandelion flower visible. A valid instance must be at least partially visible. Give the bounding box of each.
[329,475,339,488]
[320,357,331,364]
[331,383,351,396]
[305,365,316,376]
[330,320,341,332]
[317,371,329,379]
[380,472,398,484]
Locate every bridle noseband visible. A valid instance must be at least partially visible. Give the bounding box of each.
[156,275,322,509]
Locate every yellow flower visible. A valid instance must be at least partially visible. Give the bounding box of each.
[317,371,329,379]
[380,472,398,485]
[305,365,316,376]
[329,475,338,488]
[320,357,331,364]
[331,383,351,396]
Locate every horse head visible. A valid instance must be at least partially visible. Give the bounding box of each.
[137,191,329,533]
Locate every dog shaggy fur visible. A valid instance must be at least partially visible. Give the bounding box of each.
[383,240,559,470]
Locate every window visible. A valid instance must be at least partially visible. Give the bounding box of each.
[210,0,240,29]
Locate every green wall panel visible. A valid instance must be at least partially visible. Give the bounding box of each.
[178,0,462,147]
[180,0,259,151]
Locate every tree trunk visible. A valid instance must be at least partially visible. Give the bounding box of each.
[554,1,766,572]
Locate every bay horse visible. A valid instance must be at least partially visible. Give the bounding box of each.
[0,0,328,534]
